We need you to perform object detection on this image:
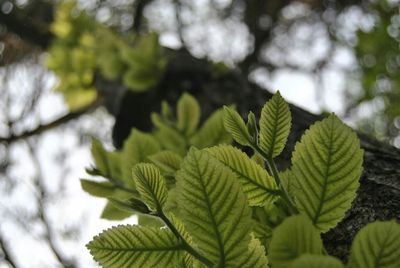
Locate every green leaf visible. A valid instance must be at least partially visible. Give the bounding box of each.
[259,91,291,158]
[291,114,364,232]
[191,108,232,148]
[237,237,269,268]
[149,151,183,176]
[223,106,252,146]
[347,221,400,268]
[121,129,161,182]
[91,139,109,176]
[132,163,168,211]
[100,201,133,220]
[207,144,279,206]
[176,148,252,266]
[80,179,115,197]
[246,111,258,141]
[161,101,173,121]
[269,215,323,268]
[138,214,164,228]
[152,113,187,155]
[177,93,200,136]
[252,220,272,246]
[280,169,297,198]
[91,139,122,180]
[289,254,343,268]
[108,197,151,215]
[87,225,183,268]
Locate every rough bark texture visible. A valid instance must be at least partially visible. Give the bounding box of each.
[107,52,400,261]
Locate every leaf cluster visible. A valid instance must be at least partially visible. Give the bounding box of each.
[84,92,400,268]
[46,1,166,110]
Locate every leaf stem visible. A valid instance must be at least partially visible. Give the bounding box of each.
[252,145,298,214]
[157,210,214,267]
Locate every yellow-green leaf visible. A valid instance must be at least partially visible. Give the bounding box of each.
[87,225,183,268]
[149,151,183,176]
[132,163,168,211]
[207,144,279,206]
[176,148,252,266]
[177,93,200,136]
[223,106,252,146]
[80,179,115,197]
[347,221,400,268]
[291,114,363,232]
[269,215,323,268]
[121,129,161,182]
[289,254,343,268]
[191,108,232,148]
[259,91,291,158]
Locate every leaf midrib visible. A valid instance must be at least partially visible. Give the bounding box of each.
[229,166,280,196]
[193,153,225,267]
[312,119,334,225]
[267,98,279,158]
[89,244,184,252]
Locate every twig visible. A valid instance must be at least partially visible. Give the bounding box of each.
[27,142,77,268]
[252,144,298,214]
[133,0,152,33]
[0,232,18,268]
[0,98,102,144]
[0,6,53,49]
[157,209,213,267]
[173,0,186,47]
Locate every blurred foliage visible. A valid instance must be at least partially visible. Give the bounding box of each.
[354,0,400,140]
[47,1,166,110]
[82,93,232,221]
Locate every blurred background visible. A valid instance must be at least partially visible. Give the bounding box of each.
[0,0,399,267]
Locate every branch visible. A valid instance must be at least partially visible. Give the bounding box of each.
[0,7,53,49]
[27,142,77,268]
[132,0,153,33]
[0,232,18,268]
[0,98,102,144]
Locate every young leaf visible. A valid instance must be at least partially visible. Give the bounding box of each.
[237,237,269,268]
[347,221,400,268]
[80,179,116,197]
[161,101,173,121]
[289,254,343,268]
[148,151,183,176]
[176,148,252,266]
[132,163,168,211]
[246,111,258,142]
[259,91,291,158]
[291,114,363,232]
[269,215,323,268]
[191,108,232,148]
[121,129,161,182]
[223,106,252,146]
[87,225,184,268]
[207,144,280,206]
[177,93,200,136]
